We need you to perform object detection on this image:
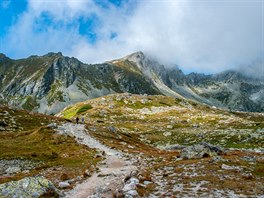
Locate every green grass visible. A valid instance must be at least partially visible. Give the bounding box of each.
[77,104,93,114]
[61,104,93,119]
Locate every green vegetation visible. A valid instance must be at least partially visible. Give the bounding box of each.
[77,104,93,114]
[60,103,93,119]
[21,96,38,111]
[47,82,65,105]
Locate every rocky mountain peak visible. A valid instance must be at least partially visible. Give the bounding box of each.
[121,51,145,65]
[44,52,63,58]
[0,53,7,58]
[0,53,9,62]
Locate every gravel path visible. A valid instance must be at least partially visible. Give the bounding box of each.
[56,123,137,198]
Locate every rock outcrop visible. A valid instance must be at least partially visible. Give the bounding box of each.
[180,143,223,159]
[0,176,58,198]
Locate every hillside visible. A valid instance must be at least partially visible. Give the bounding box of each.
[0,94,264,197]
[58,93,264,197]
[0,106,101,194]
[0,52,263,114]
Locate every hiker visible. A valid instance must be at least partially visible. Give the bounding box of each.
[76,117,79,124]
[81,117,85,124]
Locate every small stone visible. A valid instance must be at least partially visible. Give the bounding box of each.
[221,164,241,171]
[58,181,70,189]
[125,190,139,197]
[108,126,117,133]
[242,173,254,180]
[129,177,139,185]
[143,181,152,185]
[83,169,91,177]
[47,123,57,128]
[123,183,137,192]
[163,132,171,137]
[166,125,173,129]
[76,176,82,181]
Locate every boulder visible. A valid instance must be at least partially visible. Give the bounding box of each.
[0,176,58,198]
[180,142,223,159]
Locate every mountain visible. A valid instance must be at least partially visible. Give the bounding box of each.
[110,51,264,112]
[0,52,263,114]
[0,52,160,114]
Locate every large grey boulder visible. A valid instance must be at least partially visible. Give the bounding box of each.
[180,142,223,159]
[0,176,58,198]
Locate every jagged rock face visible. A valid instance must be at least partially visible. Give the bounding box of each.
[185,71,264,112]
[0,52,160,114]
[0,51,263,114]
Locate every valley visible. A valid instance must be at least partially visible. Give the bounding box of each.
[0,93,263,197]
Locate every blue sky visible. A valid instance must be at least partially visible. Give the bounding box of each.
[0,0,263,74]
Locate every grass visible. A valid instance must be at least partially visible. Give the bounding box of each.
[77,104,93,114]
[61,104,93,119]
[0,106,101,185]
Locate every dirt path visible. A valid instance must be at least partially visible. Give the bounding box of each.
[56,123,137,197]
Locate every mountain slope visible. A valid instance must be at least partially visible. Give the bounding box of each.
[0,52,263,113]
[0,52,160,114]
[110,52,264,112]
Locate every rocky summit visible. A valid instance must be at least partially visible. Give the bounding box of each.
[0,52,263,114]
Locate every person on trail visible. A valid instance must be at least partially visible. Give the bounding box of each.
[76,117,79,124]
[81,117,85,124]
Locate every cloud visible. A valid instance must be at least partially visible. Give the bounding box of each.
[1,0,263,75]
[118,1,263,74]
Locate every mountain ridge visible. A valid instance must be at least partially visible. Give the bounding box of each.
[0,51,263,114]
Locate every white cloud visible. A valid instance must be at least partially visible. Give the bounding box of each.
[116,1,263,74]
[1,0,263,75]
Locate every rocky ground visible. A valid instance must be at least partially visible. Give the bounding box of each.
[59,93,264,197]
[0,93,264,197]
